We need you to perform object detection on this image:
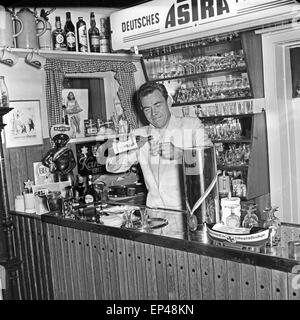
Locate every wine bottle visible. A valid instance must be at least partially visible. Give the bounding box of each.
[64,12,76,51]
[88,12,100,53]
[112,135,153,155]
[75,175,86,204]
[52,16,67,51]
[84,175,97,204]
[76,17,88,52]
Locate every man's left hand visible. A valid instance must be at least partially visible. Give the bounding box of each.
[159,142,182,161]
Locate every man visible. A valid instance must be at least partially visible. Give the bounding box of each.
[97,81,211,210]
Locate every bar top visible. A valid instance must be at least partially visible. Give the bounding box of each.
[11,205,300,274]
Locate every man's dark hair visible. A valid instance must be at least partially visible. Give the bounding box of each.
[136,81,169,109]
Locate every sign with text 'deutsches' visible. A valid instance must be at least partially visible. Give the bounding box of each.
[110,0,300,50]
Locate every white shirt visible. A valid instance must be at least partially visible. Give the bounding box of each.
[106,115,211,210]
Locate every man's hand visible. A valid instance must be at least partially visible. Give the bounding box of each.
[159,142,182,161]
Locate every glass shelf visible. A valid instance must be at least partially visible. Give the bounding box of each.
[212,139,251,144]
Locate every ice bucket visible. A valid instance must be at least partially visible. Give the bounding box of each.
[183,145,220,232]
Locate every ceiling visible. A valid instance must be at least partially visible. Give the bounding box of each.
[3,0,151,9]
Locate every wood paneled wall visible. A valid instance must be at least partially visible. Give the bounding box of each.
[11,213,300,300]
[3,138,52,210]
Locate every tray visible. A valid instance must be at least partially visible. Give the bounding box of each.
[121,217,168,231]
[206,223,270,247]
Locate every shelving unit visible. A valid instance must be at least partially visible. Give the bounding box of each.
[201,111,269,201]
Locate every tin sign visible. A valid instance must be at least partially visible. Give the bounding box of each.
[110,0,300,50]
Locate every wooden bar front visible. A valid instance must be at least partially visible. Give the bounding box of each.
[11,211,300,300]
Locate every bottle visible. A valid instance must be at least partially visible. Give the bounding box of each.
[75,175,86,204]
[52,16,67,51]
[99,17,110,53]
[64,12,76,51]
[0,76,9,108]
[218,171,230,198]
[242,204,259,228]
[38,9,52,50]
[263,206,281,246]
[111,135,153,155]
[76,17,88,52]
[84,175,97,204]
[88,12,100,53]
[226,204,240,228]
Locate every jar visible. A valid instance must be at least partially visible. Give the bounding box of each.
[0,76,9,108]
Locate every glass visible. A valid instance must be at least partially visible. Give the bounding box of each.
[242,204,259,228]
[226,206,240,227]
[183,145,219,232]
[0,76,9,108]
[263,206,281,246]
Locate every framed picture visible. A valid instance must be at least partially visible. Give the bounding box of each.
[62,89,89,138]
[3,100,43,148]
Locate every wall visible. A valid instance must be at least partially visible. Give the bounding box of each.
[260,25,300,224]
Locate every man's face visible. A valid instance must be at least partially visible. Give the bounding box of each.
[140,89,171,129]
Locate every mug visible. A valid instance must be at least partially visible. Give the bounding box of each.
[0,48,19,66]
[25,50,46,69]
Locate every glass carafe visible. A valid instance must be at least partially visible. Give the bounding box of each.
[183,145,219,232]
[263,206,281,246]
[0,76,9,108]
[242,204,259,228]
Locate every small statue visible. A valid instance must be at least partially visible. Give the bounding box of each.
[42,123,76,185]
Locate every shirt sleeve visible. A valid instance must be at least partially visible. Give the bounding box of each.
[106,150,138,173]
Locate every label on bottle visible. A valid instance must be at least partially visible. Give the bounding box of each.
[66,31,76,48]
[90,35,100,46]
[100,38,110,53]
[85,194,94,203]
[78,25,88,52]
[112,136,138,154]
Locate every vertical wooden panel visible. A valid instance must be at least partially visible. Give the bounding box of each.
[187,252,202,300]
[59,226,74,299]
[271,270,288,300]
[107,235,121,299]
[154,246,168,300]
[47,223,59,299]
[241,264,256,300]
[25,145,44,181]
[226,260,242,300]
[90,232,104,300]
[200,255,215,300]
[255,266,272,300]
[115,237,129,299]
[144,243,158,299]
[213,258,228,300]
[288,273,300,300]
[3,142,14,210]
[134,241,148,300]
[125,239,138,300]
[98,234,112,299]
[176,250,190,300]
[67,227,81,300]
[165,248,179,300]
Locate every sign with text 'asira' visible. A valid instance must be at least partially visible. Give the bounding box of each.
[110,0,300,50]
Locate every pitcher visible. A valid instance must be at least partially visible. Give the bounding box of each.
[15,7,46,49]
[0,6,23,48]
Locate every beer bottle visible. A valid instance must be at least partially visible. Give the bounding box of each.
[64,12,76,51]
[76,17,88,52]
[88,12,100,53]
[84,175,97,204]
[52,16,67,51]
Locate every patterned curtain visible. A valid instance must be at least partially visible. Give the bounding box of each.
[44,58,138,131]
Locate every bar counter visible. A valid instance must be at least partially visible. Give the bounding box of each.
[10,207,300,300]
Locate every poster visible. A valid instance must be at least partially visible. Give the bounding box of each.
[62,89,89,138]
[3,100,43,148]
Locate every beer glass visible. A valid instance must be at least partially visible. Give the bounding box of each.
[183,145,220,232]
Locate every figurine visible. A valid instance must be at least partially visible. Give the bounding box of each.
[42,123,76,185]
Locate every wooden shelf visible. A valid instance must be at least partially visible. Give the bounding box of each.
[217,164,249,171]
[10,48,142,62]
[151,67,247,82]
[198,113,255,120]
[69,134,116,144]
[172,96,252,107]
[212,139,251,144]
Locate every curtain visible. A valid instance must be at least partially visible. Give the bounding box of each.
[44,58,138,131]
